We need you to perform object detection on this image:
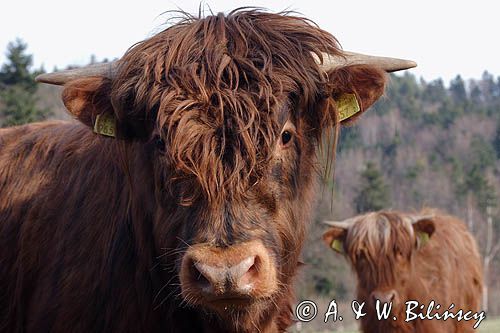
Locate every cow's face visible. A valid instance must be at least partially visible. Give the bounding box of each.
[166,97,319,314]
[323,213,435,315]
[61,11,387,329]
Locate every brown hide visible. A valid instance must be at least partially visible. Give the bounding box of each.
[0,10,387,333]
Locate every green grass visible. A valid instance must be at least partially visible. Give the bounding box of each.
[480,317,500,333]
[316,317,500,333]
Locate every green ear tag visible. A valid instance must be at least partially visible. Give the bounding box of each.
[330,239,344,253]
[93,113,116,137]
[417,231,430,247]
[335,93,361,122]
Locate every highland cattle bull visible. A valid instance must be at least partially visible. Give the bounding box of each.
[323,210,483,333]
[0,9,415,333]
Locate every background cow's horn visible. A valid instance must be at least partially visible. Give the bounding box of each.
[322,220,351,229]
[407,215,435,224]
[35,61,118,85]
[316,51,417,73]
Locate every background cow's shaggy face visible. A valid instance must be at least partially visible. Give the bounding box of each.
[323,212,435,314]
[61,10,386,330]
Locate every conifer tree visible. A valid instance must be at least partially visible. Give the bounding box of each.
[0,39,49,127]
[354,162,390,213]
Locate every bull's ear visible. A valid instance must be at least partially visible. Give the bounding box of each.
[62,77,114,129]
[325,65,387,125]
[62,77,150,139]
[322,223,348,254]
[410,216,436,249]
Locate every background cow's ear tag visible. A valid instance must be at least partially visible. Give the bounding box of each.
[94,113,116,137]
[417,231,430,248]
[335,93,361,122]
[331,239,344,253]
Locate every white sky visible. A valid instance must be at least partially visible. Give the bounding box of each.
[0,0,498,83]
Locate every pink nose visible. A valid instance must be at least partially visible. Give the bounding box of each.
[191,255,258,294]
[180,240,277,305]
[371,289,398,304]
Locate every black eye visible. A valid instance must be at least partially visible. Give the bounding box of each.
[281,130,293,145]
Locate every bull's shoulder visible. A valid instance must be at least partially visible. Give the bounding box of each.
[0,119,77,134]
[0,120,84,149]
[0,120,125,202]
[0,119,119,158]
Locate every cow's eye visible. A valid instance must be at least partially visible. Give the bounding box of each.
[279,120,296,149]
[281,131,293,145]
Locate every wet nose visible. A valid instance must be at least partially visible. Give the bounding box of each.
[180,240,277,303]
[371,289,398,304]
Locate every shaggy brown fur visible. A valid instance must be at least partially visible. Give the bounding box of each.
[1,9,386,333]
[323,210,483,333]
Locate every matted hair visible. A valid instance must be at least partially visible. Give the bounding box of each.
[345,212,415,286]
[108,9,342,205]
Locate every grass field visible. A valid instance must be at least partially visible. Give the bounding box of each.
[309,317,500,333]
[480,317,500,333]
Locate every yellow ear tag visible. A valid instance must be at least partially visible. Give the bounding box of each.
[330,239,344,253]
[417,231,430,247]
[335,93,361,122]
[93,113,116,137]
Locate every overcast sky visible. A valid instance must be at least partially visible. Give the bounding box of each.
[0,0,498,83]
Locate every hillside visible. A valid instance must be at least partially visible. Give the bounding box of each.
[299,72,500,326]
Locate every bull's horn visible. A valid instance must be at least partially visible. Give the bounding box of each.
[35,61,118,85]
[36,49,416,86]
[316,51,417,73]
[322,220,351,229]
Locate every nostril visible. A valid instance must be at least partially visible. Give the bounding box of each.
[248,261,258,275]
[240,264,256,283]
[189,261,211,290]
[235,256,260,290]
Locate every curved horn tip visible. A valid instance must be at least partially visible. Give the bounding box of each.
[322,220,350,228]
[35,73,66,86]
[407,60,418,68]
[35,73,50,83]
[317,51,417,73]
[322,220,337,226]
[35,72,71,86]
[35,61,118,86]
[408,215,435,224]
[387,59,418,72]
